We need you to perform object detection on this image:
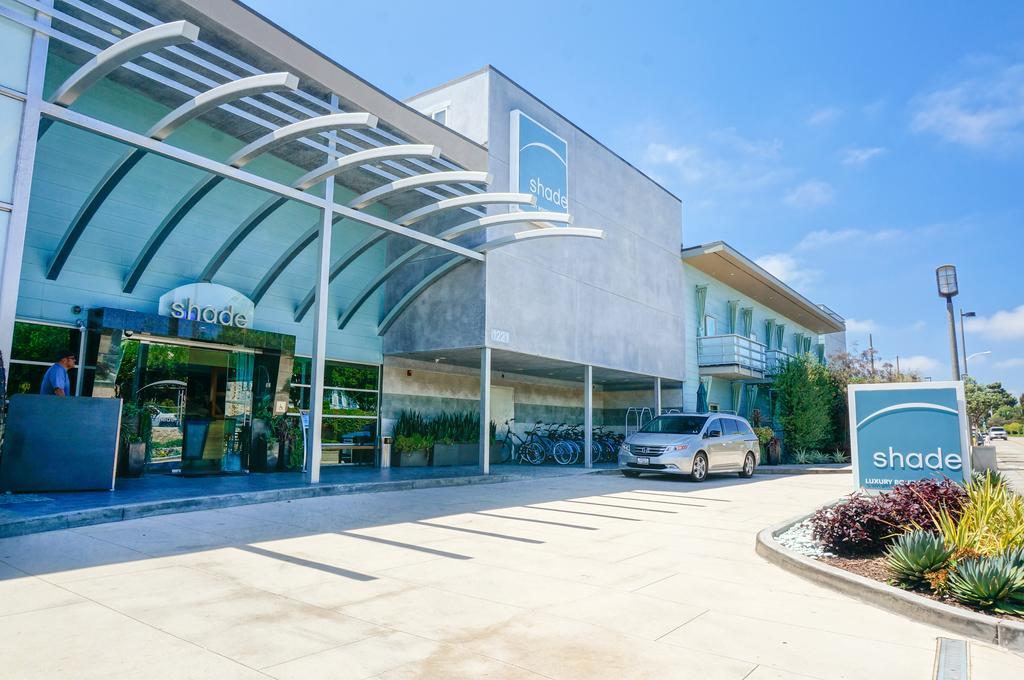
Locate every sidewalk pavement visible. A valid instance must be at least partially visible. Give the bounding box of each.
[994,437,1024,494]
[1,472,1021,679]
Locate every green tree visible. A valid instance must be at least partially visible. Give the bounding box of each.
[964,378,1016,430]
[772,355,836,452]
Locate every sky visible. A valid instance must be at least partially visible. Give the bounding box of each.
[244,0,1024,397]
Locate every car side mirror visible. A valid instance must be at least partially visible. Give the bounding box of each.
[708,429,722,438]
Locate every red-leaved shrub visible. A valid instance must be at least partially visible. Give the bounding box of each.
[810,478,967,556]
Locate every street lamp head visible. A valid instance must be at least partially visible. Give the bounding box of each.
[962,311,976,318]
[936,264,958,298]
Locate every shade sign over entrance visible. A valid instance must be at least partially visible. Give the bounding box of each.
[849,381,971,491]
[510,110,568,214]
[158,282,255,328]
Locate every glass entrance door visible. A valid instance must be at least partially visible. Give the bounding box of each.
[115,340,258,475]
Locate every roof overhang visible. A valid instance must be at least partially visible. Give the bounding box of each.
[167,0,488,171]
[681,241,845,334]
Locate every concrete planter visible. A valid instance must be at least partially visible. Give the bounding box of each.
[433,442,478,466]
[757,506,1024,653]
[396,450,429,467]
[123,442,146,477]
[972,445,997,473]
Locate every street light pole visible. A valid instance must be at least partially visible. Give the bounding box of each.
[960,309,976,378]
[935,265,961,381]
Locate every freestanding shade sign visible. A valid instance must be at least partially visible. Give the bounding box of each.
[849,381,971,491]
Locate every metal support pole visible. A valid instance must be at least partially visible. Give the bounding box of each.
[75,323,87,396]
[0,5,49,377]
[654,376,662,415]
[479,346,491,474]
[304,95,338,484]
[945,298,960,381]
[584,364,593,469]
[959,308,970,379]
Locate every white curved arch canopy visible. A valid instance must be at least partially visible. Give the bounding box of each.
[226,112,378,167]
[348,171,491,210]
[292,144,440,191]
[147,72,299,141]
[50,21,200,106]
[394,193,536,226]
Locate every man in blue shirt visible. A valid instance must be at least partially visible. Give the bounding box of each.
[39,350,76,396]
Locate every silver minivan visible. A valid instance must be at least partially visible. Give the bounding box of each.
[618,413,759,482]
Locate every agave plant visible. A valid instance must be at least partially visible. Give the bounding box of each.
[884,531,953,584]
[947,556,1024,613]
[1005,546,1024,570]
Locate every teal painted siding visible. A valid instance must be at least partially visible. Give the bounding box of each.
[684,263,820,354]
[19,56,390,364]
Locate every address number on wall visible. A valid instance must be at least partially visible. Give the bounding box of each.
[490,328,511,345]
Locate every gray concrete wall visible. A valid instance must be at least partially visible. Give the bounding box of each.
[484,70,686,381]
[381,358,621,433]
[400,68,687,383]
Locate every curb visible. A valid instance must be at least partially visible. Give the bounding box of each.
[755,508,1024,653]
[0,473,521,539]
[755,465,851,475]
[0,466,624,538]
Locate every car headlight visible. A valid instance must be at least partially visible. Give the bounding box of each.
[667,444,688,452]
[619,443,630,453]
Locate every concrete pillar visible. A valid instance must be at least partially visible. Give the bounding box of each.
[584,364,593,468]
[479,346,491,474]
[654,376,662,415]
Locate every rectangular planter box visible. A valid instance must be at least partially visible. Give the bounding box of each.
[395,450,428,467]
[433,442,479,466]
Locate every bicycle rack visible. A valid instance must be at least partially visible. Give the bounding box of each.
[624,407,654,437]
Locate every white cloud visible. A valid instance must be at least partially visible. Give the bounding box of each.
[911,62,1024,150]
[807,107,843,126]
[888,355,941,374]
[841,146,887,166]
[845,318,877,333]
[784,180,834,208]
[795,227,902,250]
[966,305,1024,340]
[642,129,790,193]
[754,253,820,290]
[996,358,1024,369]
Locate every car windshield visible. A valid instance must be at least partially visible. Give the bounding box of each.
[640,415,708,435]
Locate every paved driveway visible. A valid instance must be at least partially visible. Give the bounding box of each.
[994,436,1024,493]
[1,472,1021,679]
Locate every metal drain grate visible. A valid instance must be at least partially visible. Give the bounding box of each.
[934,638,969,680]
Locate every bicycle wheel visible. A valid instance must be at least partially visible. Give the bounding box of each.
[552,441,575,465]
[499,438,515,464]
[523,442,546,465]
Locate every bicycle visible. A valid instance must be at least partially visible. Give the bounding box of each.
[498,418,545,465]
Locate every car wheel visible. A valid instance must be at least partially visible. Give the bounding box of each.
[622,470,640,478]
[690,452,708,482]
[739,452,756,478]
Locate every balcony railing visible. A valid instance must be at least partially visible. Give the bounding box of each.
[697,334,767,374]
[766,349,793,373]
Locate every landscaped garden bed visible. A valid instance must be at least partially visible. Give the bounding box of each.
[776,473,1024,622]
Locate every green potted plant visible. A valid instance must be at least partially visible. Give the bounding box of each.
[119,401,148,477]
[431,412,481,466]
[394,433,431,466]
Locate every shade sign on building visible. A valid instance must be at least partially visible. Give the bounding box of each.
[158,282,255,328]
[849,381,971,491]
[510,110,568,214]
